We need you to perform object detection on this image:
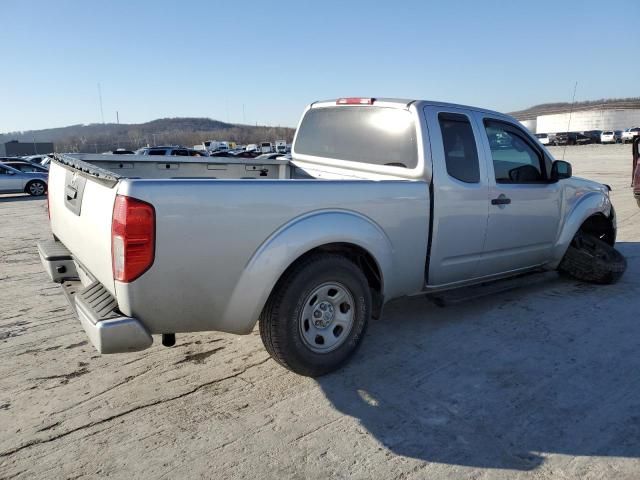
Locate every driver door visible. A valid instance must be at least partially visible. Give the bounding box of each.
[0,165,23,192]
[474,116,562,277]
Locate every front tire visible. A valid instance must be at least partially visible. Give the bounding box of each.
[558,233,626,284]
[259,254,371,377]
[26,180,46,196]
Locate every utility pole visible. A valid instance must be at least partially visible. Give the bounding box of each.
[98,83,105,124]
[116,111,120,124]
[562,81,578,161]
[242,104,246,124]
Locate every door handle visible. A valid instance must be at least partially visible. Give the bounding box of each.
[491,195,511,205]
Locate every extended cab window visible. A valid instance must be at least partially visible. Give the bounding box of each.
[294,106,418,168]
[484,120,546,183]
[438,113,480,183]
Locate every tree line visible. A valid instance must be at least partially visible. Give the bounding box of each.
[0,118,296,153]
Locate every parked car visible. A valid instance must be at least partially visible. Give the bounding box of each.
[0,162,48,196]
[39,97,625,377]
[535,133,551,145]
[2,160,49,173]
[260,142,273,153]
[622,128,640,144]
[275,140,287,153]
[583,130,603,144]
[137,146,209,157]
[22,154,53,165]
[554,132,591,145]
[601,130,621,144]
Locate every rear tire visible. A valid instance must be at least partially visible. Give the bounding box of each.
[26,180,46,197]
[558,233,626,284]
[259,254,371,377]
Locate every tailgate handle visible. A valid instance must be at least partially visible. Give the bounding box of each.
[65,185,78,200]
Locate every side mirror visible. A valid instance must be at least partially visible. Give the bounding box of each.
[7,170,16,175]
[551,160,572,181]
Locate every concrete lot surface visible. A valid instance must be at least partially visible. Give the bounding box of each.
[1,143,639,479]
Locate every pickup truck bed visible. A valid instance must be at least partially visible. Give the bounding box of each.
[45,151,428,348]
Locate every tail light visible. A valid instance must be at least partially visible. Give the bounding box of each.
[111,195,155,282]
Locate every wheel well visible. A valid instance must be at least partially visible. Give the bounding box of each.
[24,179,45,192]
[279,243,384,319]
[578,213,615,246]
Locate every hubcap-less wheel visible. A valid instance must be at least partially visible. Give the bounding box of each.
[299,282,355,353]
[28,182,45,196]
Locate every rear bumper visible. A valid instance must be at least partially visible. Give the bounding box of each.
[38,240,153,354]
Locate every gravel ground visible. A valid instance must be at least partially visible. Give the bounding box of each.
[1,143,639,479]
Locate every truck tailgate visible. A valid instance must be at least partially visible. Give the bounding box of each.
[48,159,119,295]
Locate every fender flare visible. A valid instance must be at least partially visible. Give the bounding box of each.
[219,210,394,334]
[549,191,612,268]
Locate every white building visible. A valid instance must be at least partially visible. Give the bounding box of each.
[510,99,640,134]
[536,109,640,134]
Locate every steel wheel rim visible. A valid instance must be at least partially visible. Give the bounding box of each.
[30,182,44,195]
[299,281,355,353]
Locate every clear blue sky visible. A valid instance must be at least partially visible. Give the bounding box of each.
[2,0,639,133]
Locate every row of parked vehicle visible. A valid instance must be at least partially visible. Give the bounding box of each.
[0,142,295,197]
[0,154,51,196]
[535,128,640,146]
[105,146,289,160]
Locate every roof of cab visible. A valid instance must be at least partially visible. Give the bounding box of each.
[311,97,512,121]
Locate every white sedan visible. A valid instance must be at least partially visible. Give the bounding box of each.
[600,131,619,144]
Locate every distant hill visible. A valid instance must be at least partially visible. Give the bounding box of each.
[0,118,296,153]
[509,97,640,121]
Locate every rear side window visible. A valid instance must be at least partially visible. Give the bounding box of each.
[148,149,166,156]
[294,106,418,169]
[438,113,480,183]
[171,149,188,156]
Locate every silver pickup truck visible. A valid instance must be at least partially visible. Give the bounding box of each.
[39,97,626,376]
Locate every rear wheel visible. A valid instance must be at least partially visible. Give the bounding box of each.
[558,233,626,284]
[259,254,371,377]
[26,180,46,196]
